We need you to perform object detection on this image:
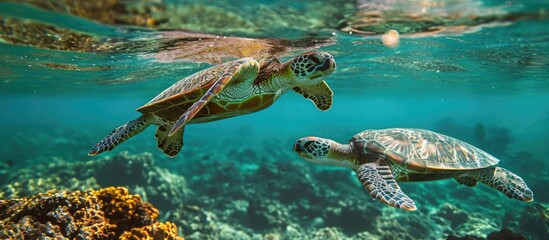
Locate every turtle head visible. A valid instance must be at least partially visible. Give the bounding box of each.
[293,136,354,167]
[289,51,336,83]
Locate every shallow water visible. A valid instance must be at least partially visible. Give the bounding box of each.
[1,0,548,239]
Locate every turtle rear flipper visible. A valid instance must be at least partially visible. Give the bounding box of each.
[155,124,184,157]
[469,167,534,202]
[356,162,417,211]
[88,114,152,156]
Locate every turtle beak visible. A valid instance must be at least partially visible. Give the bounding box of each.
[310,56,335,80]
[317,57,335,73]
[293,140,304,154]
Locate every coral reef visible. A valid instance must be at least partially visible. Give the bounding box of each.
[165,204,250,240]
[0,165,102,199]
[437,203,470,228]
[0,151,188,211]
[90,152,189,211]
[0,1,546,239]
[246,199,291,231]
[168,204,221,238]
[486,228,527,240]
[1,128,542,240]
[161,132,541,239]
[1,124,544,239]
[446,228,527,240]
[322,197,381,235]
[518,203,549,240]
[311,227,346,240]
[0,187,183,239]
[453,213,499,238]
[374,211,445,240]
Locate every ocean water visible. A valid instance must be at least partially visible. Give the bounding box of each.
[1,0,548,239]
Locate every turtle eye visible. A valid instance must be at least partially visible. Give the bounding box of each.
[309,55,322,65]
[303,141,314,149]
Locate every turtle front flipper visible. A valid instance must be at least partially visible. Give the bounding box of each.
[169,58,260,136]
[88,114,152,156]
[155,124,184,157]
[356,163,417,211]
[293,80,333,111]
[468,166,534,202]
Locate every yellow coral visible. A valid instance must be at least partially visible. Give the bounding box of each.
[0,187,184,240]
[120,221,180,240]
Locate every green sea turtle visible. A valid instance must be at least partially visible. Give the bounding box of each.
[89,51,336,157]
[293,128,534,210]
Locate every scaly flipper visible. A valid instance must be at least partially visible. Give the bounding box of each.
[292,80,333,111]
[468,166,534,202]
[88,114,152,156]
[155,124,185,157]
[169,58,260,136]
[356,163,417,211]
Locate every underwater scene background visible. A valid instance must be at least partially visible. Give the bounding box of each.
[0,0,548,239]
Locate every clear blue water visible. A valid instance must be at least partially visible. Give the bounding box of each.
[1,0,548,239]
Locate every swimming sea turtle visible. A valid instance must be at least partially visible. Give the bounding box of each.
[89,51,336,157]
[293,128,534,210]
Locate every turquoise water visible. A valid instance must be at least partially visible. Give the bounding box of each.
[1,0,548,239]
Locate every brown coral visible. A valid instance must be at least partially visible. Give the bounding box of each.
[0,186,183,240]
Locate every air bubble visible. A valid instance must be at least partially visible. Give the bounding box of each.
[382,29,400,49]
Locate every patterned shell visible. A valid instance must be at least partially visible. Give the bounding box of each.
[352,128,499,171]
[136,59,255,121]
[140,60,235,108]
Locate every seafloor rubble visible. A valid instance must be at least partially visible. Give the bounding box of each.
[0,186,183,239]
